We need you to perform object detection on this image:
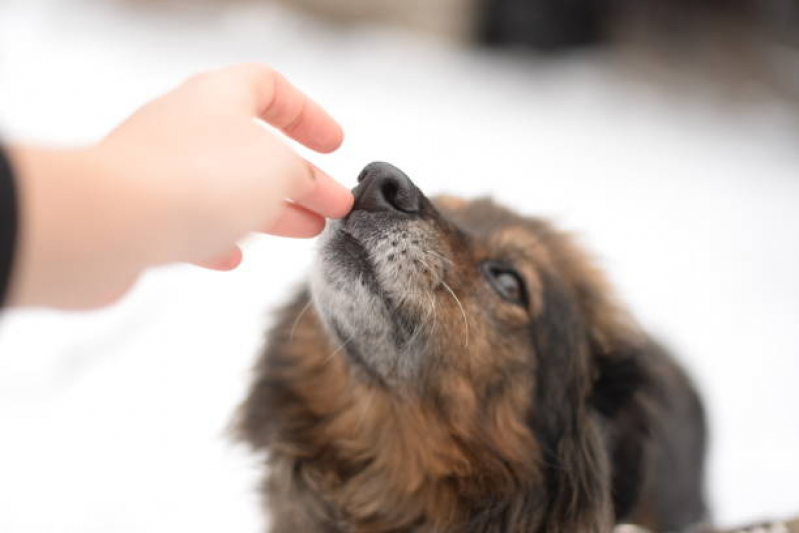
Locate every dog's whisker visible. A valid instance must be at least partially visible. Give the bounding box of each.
[424,249,454,267]
[412,291,438,351]
[289,299,314,341]
[403,294,432,350]
[429,292,438,336]
[423,292,438,354]
[441,280,469,348]
[354,387,377,433]
[415,255,434,271]
[323,336,354,366]
[416,255,444,285]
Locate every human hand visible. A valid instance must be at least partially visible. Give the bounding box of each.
[99,62,353,269]
[9,64,353,309]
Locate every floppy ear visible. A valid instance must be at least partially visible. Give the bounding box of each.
[590,338,656,522]
[542,230,658,523]
[527,274,615,533]
[592,335,709,531]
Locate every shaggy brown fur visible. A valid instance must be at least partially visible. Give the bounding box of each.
[235,163,707,532]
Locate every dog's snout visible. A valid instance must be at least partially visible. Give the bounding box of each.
[354,162,421,215]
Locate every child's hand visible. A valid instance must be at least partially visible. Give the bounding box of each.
[9,64,354,310]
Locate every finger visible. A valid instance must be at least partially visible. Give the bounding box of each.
[258,140,352,218]
[292,164,354,219]
[192,246,244,271]
[264,201,326,238]
[223,63,344,153]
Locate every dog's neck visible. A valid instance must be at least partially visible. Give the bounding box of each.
[269,302,547,531]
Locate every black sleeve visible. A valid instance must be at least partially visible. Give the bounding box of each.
[0,146,18,307]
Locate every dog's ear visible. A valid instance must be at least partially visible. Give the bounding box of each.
[590,341,652,418]
[527,274,615,533]
[591,335,709,529]
[589,335,658,522]
[544,231,658,522]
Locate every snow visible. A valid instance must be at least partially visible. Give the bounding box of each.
[0,0,798,530]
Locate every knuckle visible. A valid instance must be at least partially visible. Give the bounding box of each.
[184,70,216,88]
[292,160,318,198]
[232,63,277,91]
[240,62,274,78]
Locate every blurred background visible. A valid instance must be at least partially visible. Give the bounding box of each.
[0,0,798,531]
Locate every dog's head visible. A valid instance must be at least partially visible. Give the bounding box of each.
[309,162,653,530]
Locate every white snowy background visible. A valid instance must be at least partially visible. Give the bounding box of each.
[0,0,797,531]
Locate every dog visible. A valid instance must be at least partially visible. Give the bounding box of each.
[235,162,708,532]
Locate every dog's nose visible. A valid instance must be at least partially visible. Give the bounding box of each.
[353,162,421,215]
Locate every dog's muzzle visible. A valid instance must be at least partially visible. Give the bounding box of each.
[310,162,450,383]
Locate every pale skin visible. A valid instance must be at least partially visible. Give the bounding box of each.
[6,63,354,310]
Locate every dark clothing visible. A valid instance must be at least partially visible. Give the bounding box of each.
[0,147,18,306]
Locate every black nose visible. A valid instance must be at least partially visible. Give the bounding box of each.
[353,162,421,215]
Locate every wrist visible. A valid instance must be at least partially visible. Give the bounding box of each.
[7,144,143,309]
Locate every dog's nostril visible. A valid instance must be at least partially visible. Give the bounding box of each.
[354,162,421,215]
[380,180,399,208]
[356,166,371,184]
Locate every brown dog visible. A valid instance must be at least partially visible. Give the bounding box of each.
[236,162,708,533]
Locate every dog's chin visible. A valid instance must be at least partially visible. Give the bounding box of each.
[309,219,445,385]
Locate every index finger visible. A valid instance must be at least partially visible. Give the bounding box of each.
[223,63,344,153]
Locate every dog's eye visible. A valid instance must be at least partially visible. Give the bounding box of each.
[482,261,528,306]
